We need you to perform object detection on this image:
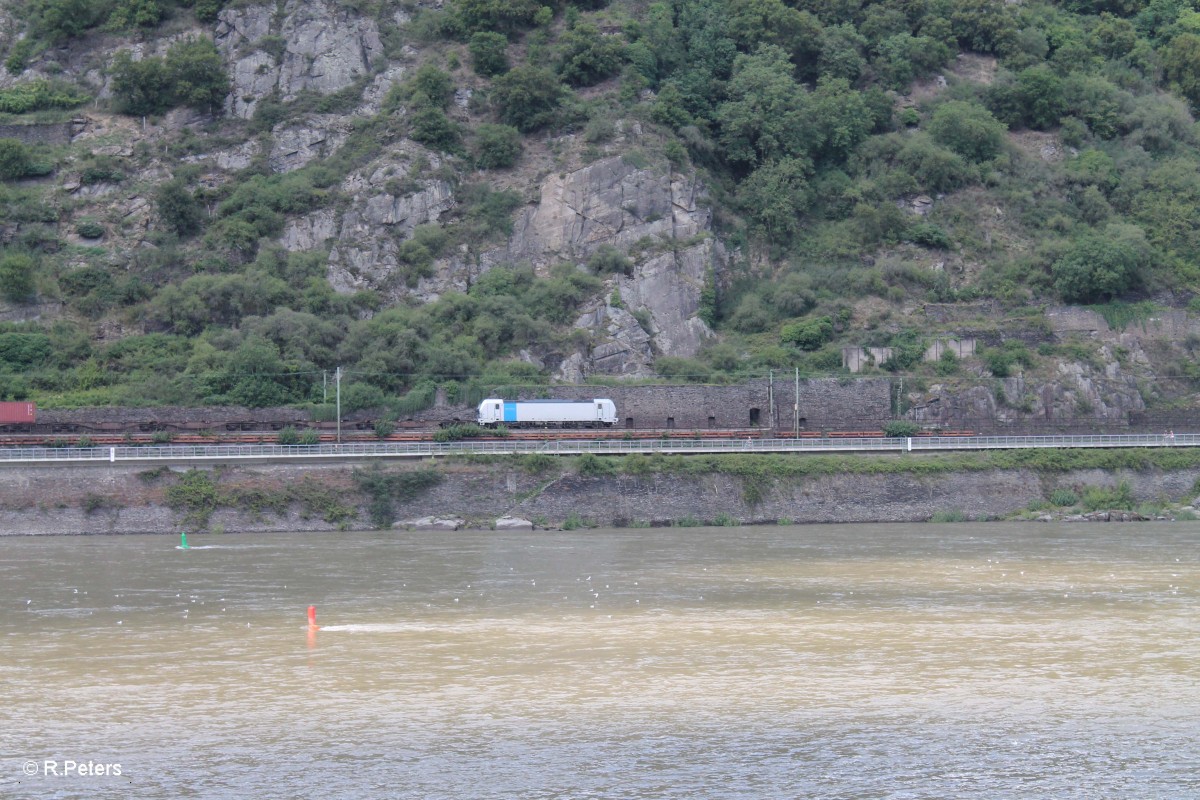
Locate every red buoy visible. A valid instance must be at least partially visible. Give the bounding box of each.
[307,605,317,628]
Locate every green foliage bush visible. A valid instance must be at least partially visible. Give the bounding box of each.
[0,252,36,303]
[469,31,509,76]
[471,123,522,169]
[28,0,107,43]
[883,421,920,437]
[156,178,205,238]
[433,423,491,441]
[557,22,624,87]
[106,0,163,30]
[111,38,227,117]
[453,0,542,36]
[74,218,104,239]
[0,139,35,181]
[586,245,632,276]
[576,452,617,476]
[1049,488,1079,506]
[928,101,1007,163]
[0,79,89,113]
[1052,224,1151,304]
[781,316,833,350]
[1081,481,1134,512]
[408,105,461,151]
[491,66,567,132]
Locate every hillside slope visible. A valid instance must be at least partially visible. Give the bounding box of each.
[2,0,1200,427]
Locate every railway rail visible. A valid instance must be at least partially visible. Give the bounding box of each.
[0,432,1193,466]
[0,428,978,448]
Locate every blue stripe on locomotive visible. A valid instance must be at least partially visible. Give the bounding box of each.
[503,402,517,423]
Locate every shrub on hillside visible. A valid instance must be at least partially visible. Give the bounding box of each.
[469,31,509,76]
[781,316,834,350]
[491,66,567,132]
[471,123,522,169]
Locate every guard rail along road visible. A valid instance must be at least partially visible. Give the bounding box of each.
[0,433,1194,466]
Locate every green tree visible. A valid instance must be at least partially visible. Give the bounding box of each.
[453,0,542,35]
[29,0,105,43]
[0,252,36,303]
[738,156,814,244]
[809,76,872,164]
[0,138,33,180]
[993,65,1066,130]
[491,66,566,131]
[107,0,163,29]
[716,45,812,168]
[469,31,509,76]
[1052,224,1152,303]
[155,178,205,237]
[1164,33,1200,106]
[408,106,461,151]
[781,316,833,350]
[727,0,823,74]
[928,100,1007,163]
[110,51,171,116]
[165,37,228,115]
[557,23,624,87]
[950,0,1019,55]
[409,64,454,108]
[818,23,867,81]
[472,123,522,168]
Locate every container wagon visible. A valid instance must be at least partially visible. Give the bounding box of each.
[0,402,35,432]
[477,399,617,428]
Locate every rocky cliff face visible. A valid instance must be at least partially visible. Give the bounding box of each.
[215,0,384,119]
[208,0,718,378]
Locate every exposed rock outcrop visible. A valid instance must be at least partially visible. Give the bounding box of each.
[216,0,383,119]
[269,115,351,173]
[278,150,715,377]
[505,156,709,264]
[566,303,655,379]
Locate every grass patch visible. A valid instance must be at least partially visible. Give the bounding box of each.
[930,510,968,522]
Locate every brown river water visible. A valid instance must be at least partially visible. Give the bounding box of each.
[1,522,1198,799]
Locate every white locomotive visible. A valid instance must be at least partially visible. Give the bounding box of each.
[477,398,617,428]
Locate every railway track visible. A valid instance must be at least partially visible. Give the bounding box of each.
[0,428,976,448]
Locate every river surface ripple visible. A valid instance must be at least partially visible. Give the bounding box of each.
[1,522,1197,799]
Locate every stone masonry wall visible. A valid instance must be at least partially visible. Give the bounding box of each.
[1,459,1197,535]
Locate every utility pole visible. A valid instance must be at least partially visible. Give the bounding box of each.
[794,367,800,436]
[335,366,342,447]
[322,370,327,403]
[768,370,774,436]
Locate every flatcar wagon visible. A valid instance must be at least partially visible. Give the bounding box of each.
[477,398,617,429]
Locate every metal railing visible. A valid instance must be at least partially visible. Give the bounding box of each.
[0,433,1194,465]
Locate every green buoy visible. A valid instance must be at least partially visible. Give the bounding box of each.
[180,532,190,549]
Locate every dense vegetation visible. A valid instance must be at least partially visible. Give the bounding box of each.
[3,0,1200,409]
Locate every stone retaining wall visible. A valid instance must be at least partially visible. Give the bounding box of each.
[1,459,1195,535]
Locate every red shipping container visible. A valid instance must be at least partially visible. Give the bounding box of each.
[0,402,35,423]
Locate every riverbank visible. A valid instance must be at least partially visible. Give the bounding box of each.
[1,450,1199,534]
